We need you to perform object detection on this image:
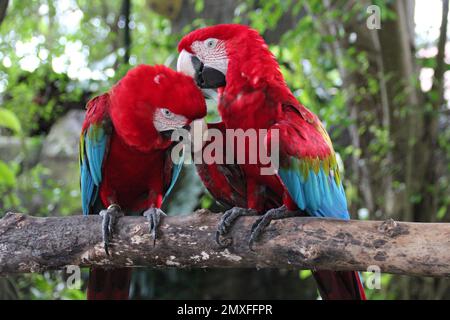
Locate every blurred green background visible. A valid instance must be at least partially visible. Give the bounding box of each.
[0,0,449,300]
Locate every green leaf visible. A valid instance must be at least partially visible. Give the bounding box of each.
[0,160,17,188]
[437,206,447,220]
[200,193,213,209]
[299,270,312,279]
[0,108,22,134]
[194,0,204,13]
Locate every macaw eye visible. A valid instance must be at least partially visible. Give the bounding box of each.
[161,108,173,118]
[204,38,217,49]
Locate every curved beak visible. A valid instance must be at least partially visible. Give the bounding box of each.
[177,49,226,90]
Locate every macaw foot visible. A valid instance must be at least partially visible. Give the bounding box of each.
[248,205,300,250]
[99,204,124,256]
[216,207,258,247]
[143,208,166,246]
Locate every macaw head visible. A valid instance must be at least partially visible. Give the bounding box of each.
[177,24,282,92]
[110,64,206,151]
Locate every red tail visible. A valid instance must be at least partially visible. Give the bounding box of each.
[87,268,132,300]
[313,270,366,300]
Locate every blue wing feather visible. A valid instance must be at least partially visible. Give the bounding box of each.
[80,125,107,215]
[279,163,349,220]
[80,158,95,215]
[162,147,185,203]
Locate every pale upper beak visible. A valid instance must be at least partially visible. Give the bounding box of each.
[177,49,196,79]
[177,49,226,89]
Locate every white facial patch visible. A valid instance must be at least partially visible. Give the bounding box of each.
[191,39,228,76]
[153,108,188,132]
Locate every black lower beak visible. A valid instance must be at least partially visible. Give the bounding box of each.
[160,129,174,139]
[191,56,226,89]
[161,126,190,141]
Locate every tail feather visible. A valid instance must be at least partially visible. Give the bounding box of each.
[87,268,132,300]
[313,270,366,300]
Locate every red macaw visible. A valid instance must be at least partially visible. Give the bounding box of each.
[79,65,206,299]
[177,24,366,300]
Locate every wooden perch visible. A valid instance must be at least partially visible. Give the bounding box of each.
[0,210,449,276]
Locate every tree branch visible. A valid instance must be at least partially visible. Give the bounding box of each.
[0,210,449,276]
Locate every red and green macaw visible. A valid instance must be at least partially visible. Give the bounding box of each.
[177,24,366,300]
[79,65,206,299]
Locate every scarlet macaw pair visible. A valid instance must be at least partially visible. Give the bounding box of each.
[80,24,365,300]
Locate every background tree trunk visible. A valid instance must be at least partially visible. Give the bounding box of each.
[0,0,8,27]
[313,0,449,298]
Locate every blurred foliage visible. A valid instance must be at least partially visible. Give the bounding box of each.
[14,272,85,300]
[0,0,449,300]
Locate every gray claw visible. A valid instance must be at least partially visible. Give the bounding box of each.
[99,204,123,256]
[248,215,269,251]
[143,208,166,246]
[248,205,300,250]
[215,207,258,247]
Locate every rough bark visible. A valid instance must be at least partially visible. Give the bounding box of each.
[0,210,449,277]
